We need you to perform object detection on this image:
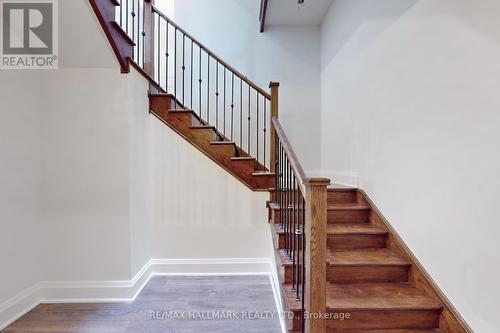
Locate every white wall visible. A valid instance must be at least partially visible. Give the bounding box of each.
[173,0,322,171]
[0,71,44,307]
[320,1,500,332]
[149,116,272,260]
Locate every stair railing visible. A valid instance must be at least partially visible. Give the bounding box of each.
[273,116,330,333]
[114,0,272,170]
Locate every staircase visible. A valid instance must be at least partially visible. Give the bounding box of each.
[271,188,445,332]
[90,1,472,333]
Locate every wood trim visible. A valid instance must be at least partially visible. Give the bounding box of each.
[151,5,271,100]
[272,117,307,194]
[304,178,330,333]
[259,0,269,33]
[358,190,474,333]
[89,0,134,73]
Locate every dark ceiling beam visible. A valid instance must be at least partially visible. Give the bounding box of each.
[259,0,269,33]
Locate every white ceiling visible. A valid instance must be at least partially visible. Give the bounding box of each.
[265,0,334,27]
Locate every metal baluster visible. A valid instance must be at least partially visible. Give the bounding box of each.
[182,33,185,104]
[288,162,292,257]
[216,61,219,130]
[157,15,160,85]
[223,68,226,136]
[165,22,168,93]
[284,158,289,255]
[120,0,123,27]
[231,73,234,140]
[198,47,202,120]
[279,143,283,230]
[256,93,259,167]
[126,0,129,34]
[240,79,243,148]
[247,85,251,154]
[264,100,267,169]
[207,55,210,123]
[131,0,135,54]
[279,144,283,229]
[190,40,193,108]
[174,27,177,98]
[141,3,145,68]
[136,0,140,62]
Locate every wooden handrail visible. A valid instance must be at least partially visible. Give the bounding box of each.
[151,5,271,100]
[272,115,330,333]
[272,117,307,194]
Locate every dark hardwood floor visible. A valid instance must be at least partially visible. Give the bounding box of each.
[2,276,282,333]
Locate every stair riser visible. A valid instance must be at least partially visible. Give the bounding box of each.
[328,234,387,250]
[252,174,275,190]
[230,160,257,174]
[328,190,358,205]
[327,309,441,330]
[150,95,178,112]
[328,209,370,223]
[161,112,193,129]
[283,265,303,284]
[328,265,409,283]
[190,128,217,143]
[276,233,303,251]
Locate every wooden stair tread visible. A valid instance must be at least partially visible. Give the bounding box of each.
[231,156,256,161]
[327,283,443,310]
[168,109,194,113]
[329,249,410,266]
[276,223,387,236]
[252,171,275,176]
[328,223,387,235]
[190,125,215,129]
[328,203,370,210]
[282,283,303,311]
[328,185,358,191]
[210,140,235,145]
[329,329,443,333]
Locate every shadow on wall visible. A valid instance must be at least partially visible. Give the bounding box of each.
[321,0,417,70]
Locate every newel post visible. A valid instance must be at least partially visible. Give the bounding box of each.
[304,177,331,333]
[144,0,155,78]
[269,82,279,203]
[269,82,279,174]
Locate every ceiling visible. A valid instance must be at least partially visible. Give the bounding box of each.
[265,0,334,27]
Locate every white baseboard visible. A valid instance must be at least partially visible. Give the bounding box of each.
[0,258,283,331]
[306,169,359,187]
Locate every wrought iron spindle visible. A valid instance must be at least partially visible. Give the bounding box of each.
[165,22,168,93]
[182,33,185,104]
[190,40,193,107]
[207,55,210,123]
[256,93,259,166]
[240,79,243,148]
[174,27,177,97]
[247,85,251,154]
[216,61,219,129]
[264,101,267,169]
[231,73,234,140]
[157,14,160,85]
[198,47,202,119]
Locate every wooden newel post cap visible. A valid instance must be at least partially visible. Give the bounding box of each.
[306,177,331,187]
[269,81,280,88]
